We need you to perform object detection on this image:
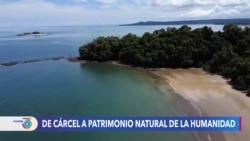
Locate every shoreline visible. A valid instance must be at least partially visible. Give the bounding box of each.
[102,61,250,141]
[2,58,250,140]
[152,68,250,141]
[83,60,249,141]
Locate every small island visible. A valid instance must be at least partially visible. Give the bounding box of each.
[17,31,43,36]
[79,24,250,97]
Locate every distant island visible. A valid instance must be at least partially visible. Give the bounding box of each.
[120,18,250,26]
[17,31,43,36]
[79,24,250,97]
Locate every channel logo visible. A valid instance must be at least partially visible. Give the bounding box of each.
[22,118,32,129]
[0,116,38,131]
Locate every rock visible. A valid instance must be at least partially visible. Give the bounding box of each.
[17,31,43,36]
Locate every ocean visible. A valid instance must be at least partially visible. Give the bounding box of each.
[0,24,223,141]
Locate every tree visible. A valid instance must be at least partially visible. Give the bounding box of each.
[79,24,250,96]
[223,24,242,45]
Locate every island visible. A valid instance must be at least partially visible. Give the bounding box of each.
[120,18,250,26]
[79,24,250,97]
[17,31,43,36]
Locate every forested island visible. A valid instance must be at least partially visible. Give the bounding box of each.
[79,24,250,96]
[121,19,250,26]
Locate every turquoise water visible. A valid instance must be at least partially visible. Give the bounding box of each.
[0,25,223,141]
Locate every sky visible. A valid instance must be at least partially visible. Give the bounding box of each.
[0,0,249,26]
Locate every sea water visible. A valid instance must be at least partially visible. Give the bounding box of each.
[0,25,223,141]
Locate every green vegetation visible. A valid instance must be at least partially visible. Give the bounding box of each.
[79,24,250,96]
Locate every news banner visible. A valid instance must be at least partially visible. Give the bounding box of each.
[0,116,242,131]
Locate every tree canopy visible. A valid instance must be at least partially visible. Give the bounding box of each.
[79,24,250,96]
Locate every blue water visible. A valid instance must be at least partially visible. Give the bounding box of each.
[0,25,223,63]
[0,25,223,141]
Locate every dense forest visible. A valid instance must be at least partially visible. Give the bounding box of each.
[79,24,250,96]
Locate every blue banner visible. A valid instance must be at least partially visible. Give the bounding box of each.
[36,116,242,131]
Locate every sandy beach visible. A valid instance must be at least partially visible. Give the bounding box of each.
[69,60,250,141]
[152,68,250,141]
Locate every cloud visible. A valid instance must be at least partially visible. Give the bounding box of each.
[180,5,241,18]
[180,8,214,17]
[0,0,249,26]
[150,0,248,7]
[218,0,248,6]
[96,0,116,4]
[148,0,249,20]
[151,0,201,7]
[72,0,88,3]
[0,0,90,26]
